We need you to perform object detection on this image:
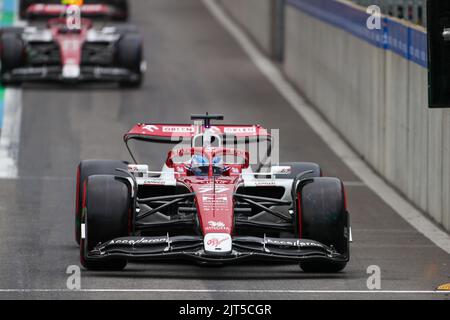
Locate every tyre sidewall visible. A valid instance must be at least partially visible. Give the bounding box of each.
[80,175,131,270]
[75,160,128,245]
[1,33,25,73]
[296,177,349,256]
[117,33,143,73]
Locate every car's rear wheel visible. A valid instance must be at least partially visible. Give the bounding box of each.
[75,160,129,245]
[117,33,143,88]
[85,0,129,20]
[19,0,33,20]
[295,177,350,273]
[80,175,131,271]
[0,32,25,86]
[111,0,129,20]
[108,24,138,35]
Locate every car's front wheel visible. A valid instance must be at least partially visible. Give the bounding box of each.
[295,177,350,273]
[117,33,144,88]
[0,32,25,86]
[80,175,131,271]
[75,160,129,245]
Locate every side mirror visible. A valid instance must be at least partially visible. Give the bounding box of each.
[271,166,292,175]
[128,164,149,177]
[427,0,450,108]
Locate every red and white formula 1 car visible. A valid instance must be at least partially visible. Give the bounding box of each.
[19,0,129,21]
[0,18,144,86]
[76,114,351,272]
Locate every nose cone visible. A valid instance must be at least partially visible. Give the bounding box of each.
[62,63,80,78]
[190,179,236,235]
[204,233,232,254]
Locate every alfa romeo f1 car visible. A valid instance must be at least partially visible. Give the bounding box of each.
[0,18,144,86]
[19,0,129,21]
[75,115,351,272]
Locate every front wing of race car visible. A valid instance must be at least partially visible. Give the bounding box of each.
[2,65,141,83]
[84,235,349,264]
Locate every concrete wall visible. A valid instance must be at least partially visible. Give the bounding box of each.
[218,0,276,57]
[283,5,450,232]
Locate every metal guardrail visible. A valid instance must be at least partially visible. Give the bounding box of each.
[350,0,427,27]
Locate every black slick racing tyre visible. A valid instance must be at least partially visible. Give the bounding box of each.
[80,175,131,271]
[0,32,25,86]
[19,0,33,20]
[295,177,350,273]
[117,33,143,88]
[75,160,128,245]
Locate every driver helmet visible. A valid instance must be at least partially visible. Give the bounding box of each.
[211,156,227,175]
[212,156,223,166]
[191,154,209,167]
[190,155,209,176]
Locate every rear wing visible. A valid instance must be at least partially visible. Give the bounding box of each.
[124,123,273,168]
[124,124,270,143]
[24,4,125,19]
[124,114,274,168]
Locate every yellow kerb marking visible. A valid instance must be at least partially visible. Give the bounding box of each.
[437,283,450,291]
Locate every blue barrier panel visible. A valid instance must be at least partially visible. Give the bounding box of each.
[286,0,385,48]
[409,28,428,68]
[287,0,428,68]
[387,18,409,59]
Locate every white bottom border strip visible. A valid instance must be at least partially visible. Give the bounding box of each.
[0,289,448,294]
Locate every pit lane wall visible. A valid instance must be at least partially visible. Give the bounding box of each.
[217,0,277,57]
[218,0,450,232]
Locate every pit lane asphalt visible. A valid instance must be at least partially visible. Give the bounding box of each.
[0,0,449,300]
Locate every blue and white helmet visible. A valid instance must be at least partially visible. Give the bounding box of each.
[191,155,209,167]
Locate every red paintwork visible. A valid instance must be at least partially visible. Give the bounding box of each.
[187,177,238,235]
[166,147,249,236]
[125,124,270,141]
[126,124,271,236]
[47,18,90,67]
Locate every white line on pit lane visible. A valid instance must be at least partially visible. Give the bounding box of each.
[0,9,24,179]
[0,289,448,294]
[0,88,22,178]
[202,0,450,255]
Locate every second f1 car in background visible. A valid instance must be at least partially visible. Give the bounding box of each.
[0,18,145,86]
